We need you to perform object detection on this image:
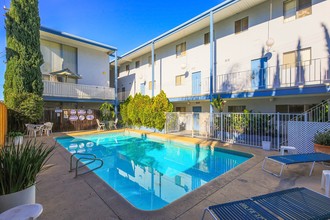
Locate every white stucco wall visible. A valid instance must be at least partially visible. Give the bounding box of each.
[78,47,110,87]
[118,0,329,111]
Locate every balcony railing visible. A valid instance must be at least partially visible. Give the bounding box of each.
[215,57,330,93]
[118,91,132,102]
[43,81,115,100]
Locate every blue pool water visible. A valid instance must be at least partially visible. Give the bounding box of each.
[56,133,251,210]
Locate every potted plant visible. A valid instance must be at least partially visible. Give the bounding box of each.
[7,131,24,146]
[0,140,55,212]
[313,129,330,154]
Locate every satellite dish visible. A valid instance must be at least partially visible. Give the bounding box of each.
[264,52,273,61]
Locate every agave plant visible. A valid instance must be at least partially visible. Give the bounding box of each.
[0,140,55,195]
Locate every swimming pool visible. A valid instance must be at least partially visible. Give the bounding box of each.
[56,132,252,211]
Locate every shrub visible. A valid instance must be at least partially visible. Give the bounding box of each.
[99,102,115,121]
[313,129,330,146]
[121,91,173,130]
[0,140,55,195]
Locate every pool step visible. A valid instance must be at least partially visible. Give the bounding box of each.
[69,152,104,178]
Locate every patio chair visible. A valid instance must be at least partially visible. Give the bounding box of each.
[202,187,330,220]
[42,122,53,136]
[25,124,44,137]
[262,152,330,177]
[96,119,105,131]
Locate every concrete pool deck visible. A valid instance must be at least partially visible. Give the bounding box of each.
[35,130,328,220]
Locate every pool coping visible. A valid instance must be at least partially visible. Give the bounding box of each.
[52,129,263,219]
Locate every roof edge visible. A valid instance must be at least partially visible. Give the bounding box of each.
[40,26,117,52]
[115,0,239,62]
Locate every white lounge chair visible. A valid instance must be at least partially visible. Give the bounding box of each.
[96,119,105,131]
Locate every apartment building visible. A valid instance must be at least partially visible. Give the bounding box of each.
[115,0,330,114]
[40,26,117,110]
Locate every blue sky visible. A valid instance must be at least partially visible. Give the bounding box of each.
[0,0,222,100]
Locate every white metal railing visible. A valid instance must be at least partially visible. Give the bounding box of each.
[215,57,329,93]
[291,99,330,122]
[165,112,301,150]
[43,81,115,100]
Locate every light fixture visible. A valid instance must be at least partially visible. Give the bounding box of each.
[298,83,304,89]
[324,79,330,86]
[266,38,274,49]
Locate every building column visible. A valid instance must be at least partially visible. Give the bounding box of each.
[114,50,118,117]
[151,41,155,97]
[209,11,214,114]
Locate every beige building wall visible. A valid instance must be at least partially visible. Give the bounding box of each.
[118,0,330,113]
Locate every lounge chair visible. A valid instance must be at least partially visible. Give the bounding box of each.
[96,119,105,131]
[262,152,330,177]
[202,187,330,220]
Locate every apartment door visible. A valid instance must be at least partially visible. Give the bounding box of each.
[192,106,202,131]
[251,57,267,90]
[140,83,145,95]
[192,72,201,95]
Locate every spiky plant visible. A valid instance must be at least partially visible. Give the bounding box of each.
[0,140,55,195]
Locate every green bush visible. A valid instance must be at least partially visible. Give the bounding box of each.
[313,129,330,146]
[120,90,173,130]
[0,140,55,195]
[99,102,115,121]
[7,131,24,138]
[120,95,132,126]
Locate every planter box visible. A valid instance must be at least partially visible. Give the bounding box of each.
[0,184,35,213]
[314,143,330,154]
[262,141,271,151]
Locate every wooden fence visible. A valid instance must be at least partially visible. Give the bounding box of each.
[43,109,101,132]
[0,102,7,147]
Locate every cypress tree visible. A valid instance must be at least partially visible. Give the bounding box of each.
[4,0,44,129]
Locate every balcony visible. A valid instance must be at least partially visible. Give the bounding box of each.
[43,81,115,100]
[215,57,329,93]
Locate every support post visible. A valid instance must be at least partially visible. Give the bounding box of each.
[277,112,280,150]
[114,50,118,117]
[209,11,214,135]
[152,42,155,97]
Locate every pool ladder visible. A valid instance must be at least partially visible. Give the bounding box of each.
[69,153,103,178]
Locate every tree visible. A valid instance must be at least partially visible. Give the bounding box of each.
[120,95,132,126]
[152,90,173,130]
[99,102,115,121]
[211,95,225,112]
[4,0,44,130]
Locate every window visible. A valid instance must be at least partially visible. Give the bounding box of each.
[135,61,140,68]
[175,75,184,86]
[148,81,155,90]
[176,107,186,112]
[283,0,312,22]
[125,64,130,71]
[283,47,311,69]
[228,106,246,112]
[204,32,210,44]
[148,54,156,65]
[276,105,305,113]
[176,42,186,57]
[40,39,77,81]
[235,17,249,34]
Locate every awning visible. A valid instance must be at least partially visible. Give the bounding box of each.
[49,68,82,79]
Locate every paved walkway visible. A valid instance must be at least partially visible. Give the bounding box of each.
[35,131,327,220]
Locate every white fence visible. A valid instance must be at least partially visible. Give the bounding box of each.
[165,112,301,150]
[43,81,115,100]
[288,121,330,153]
